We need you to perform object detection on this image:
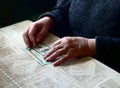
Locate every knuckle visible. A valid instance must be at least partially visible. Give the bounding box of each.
[32,23,37,28]
[64,44,70,49]
[53,47,57,51]
[28,23,35,29]
[62,47,67,52]
[63,37,71,43]
[30,23,38,31]
[56,50,61,54]
[33,22,40,28]
[63,37,68,40]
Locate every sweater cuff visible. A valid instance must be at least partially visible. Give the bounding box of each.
[38,12,56,21]
[37,10,62,24]
[95,36,111,60]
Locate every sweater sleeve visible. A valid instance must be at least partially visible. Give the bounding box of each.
[38,0,72,37]
[38,0,71,24]
[95,36,120,72]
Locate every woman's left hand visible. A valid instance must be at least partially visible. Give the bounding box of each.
[44,37,95,66]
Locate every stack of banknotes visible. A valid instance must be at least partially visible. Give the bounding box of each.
[26,43,51,65]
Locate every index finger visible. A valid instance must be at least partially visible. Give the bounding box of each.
[23,28,33,48]
[28,25,39,47]
[53,54,70,66]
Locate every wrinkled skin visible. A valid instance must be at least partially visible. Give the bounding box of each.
[23,17,95,66]
[44,37,95,66]
[23,17,54,48]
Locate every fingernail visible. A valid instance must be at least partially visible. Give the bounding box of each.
[53,63,58,66]
[45,58,50,61]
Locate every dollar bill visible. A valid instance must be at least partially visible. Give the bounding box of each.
[26,43,51,66]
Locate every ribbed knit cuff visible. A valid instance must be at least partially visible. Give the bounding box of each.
[37,10,62,24]
[38,12,56,21]
[95,36,111,60]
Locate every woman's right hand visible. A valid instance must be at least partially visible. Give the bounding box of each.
[23,16,54,48]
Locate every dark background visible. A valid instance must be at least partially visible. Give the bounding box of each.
[0,0,57,28]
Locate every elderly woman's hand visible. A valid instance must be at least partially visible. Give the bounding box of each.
[44,37,96,66]
[23,17,54,48]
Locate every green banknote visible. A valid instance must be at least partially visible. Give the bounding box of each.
[26,43,51,66]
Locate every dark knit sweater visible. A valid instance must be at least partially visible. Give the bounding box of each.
[39,0,120,72]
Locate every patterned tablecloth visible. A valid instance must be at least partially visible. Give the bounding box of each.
[0,20,120,88]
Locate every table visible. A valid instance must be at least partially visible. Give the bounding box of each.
[0,20,120,88]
